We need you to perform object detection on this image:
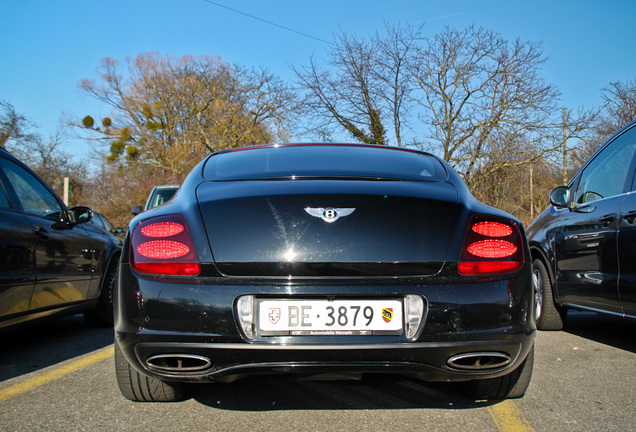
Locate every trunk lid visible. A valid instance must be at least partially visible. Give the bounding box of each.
[196,180,460,277]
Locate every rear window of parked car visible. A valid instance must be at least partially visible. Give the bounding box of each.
[204,145,447,182]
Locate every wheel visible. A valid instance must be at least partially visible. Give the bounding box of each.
[532,258,567,330]
[470,344,534,400]
[114,339,185,402]
[84,261,118,327]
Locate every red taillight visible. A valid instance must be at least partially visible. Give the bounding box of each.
[466,239,518,259]
[137,240,191,259]
[130,215,200,276]
[458,216,524,275]
[140,222,185,238]
[471,221,513,237]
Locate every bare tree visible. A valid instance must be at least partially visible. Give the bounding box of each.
[558,107,600,183]
[234,65,298,143]
[0,100,37,149]
[600,79,636,131]
[371,23,420,147]
[408,25,561,186]
[294,34,386,144]
[294,24,419,146]
[573,78,636,169]
[81,162,161,229]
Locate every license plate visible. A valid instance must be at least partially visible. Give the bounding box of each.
[258,299,403,336]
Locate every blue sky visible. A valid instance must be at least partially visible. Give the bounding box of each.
[1,0,635,159]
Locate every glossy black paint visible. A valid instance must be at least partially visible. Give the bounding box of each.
[527,120,636,321]
[0,148,122,332]
[117,266,533,382]
[116,144,535,386]
[196,179,459,276]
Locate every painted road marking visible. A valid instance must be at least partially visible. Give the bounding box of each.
[0,345,113,403]
[2,345,535,432]
[488,400,534,431]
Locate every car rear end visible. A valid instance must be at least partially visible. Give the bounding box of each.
[115,144,535,400]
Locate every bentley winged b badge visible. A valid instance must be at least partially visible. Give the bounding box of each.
[304,207,355,223]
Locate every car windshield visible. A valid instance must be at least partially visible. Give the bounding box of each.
[101,214,115,231]
[203,145,447,181]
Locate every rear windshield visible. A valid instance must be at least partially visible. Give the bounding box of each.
[203,145,447,181]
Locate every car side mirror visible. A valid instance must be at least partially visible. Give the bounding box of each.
[132,205,143,216]
[549,186,571,209]
[51,206,93,229]
[68,206,93,225]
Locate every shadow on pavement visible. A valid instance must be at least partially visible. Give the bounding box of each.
[0,314,113,382]
[563,310,636,353]
[188,374,491,411]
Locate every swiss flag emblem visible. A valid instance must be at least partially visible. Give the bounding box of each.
[268,308,281,324]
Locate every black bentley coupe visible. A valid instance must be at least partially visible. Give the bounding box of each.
[115,144,536,402]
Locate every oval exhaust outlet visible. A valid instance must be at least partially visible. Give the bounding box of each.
[146,354,212,372]
[447,352,511,370]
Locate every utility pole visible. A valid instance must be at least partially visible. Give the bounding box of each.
[530,164,534,220]
[562,108,567,185]
[63,177,69,206]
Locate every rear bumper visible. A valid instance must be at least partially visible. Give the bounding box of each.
[117,338,533,383]
[115,263,536,383]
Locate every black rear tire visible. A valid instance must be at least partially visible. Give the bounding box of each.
[114,339,185,402]
[532,258,567,330]
[470,344,534,400]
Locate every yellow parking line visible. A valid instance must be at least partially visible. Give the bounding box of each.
[0,345,113,403]
[2,345,535,432]
[488,400,534,432]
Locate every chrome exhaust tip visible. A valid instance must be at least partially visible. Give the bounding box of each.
[146,354,212,372]
[447,352,512,370]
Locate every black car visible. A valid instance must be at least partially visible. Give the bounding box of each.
[0,147,122,331]
[527,120,636,330]
[115,143,535,402]
[90,209,123,235]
